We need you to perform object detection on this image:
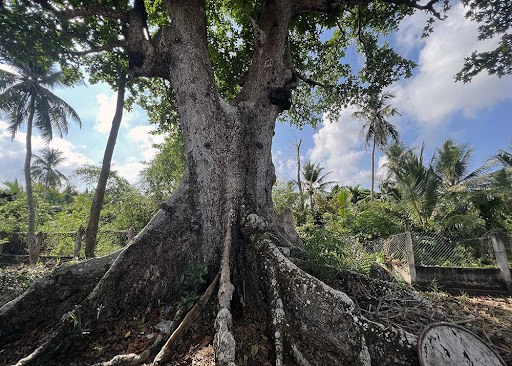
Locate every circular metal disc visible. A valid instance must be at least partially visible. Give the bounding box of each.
[418,323,505,366]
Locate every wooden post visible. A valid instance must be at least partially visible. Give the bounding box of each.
[405,231,417,284]
[126,226,136,241]
[33,231,43,263]
[490,234,512,291]
[74,225,84,259]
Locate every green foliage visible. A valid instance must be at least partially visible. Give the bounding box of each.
[339,205,403,241]
[31,147,68,200]
[301,161,336,209]
[272,180,299,215]
[300,228,379,275]
[0,60,82,141]
[174,264,208,311]
[456,1,512,82]
[139,130,185,204]
[68,312,89,337]
[433,139,474,189]
[384,142,440,226]
[0,264,47,306]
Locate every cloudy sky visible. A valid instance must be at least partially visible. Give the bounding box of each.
[1,3,511,191]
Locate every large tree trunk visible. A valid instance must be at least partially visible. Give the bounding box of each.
[24,94,38,265]
[84,74,127,258]
[2,2,428,365]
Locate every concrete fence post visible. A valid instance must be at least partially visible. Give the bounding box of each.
[74,225,84,259]
[490,234,512,291]
[405,231,417,284]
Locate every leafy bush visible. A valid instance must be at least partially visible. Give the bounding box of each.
[174,264,208,310]
[300,228,380,275]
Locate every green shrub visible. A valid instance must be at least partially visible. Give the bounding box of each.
[300,228,379,275]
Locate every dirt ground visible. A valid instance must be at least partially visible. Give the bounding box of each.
[1,262,511,365]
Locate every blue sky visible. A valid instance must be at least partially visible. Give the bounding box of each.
[1,3,511,191]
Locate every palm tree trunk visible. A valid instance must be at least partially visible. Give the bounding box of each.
[371,138,376,201]
[25,95,38,265]
[43,179,48,203]
[84,74,127,258]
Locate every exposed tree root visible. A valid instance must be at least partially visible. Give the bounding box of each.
[0,250,121,358]
[12,329,61,366]
[265,264,285,366]
[310,264,446,335]
[255,235,419,365]
[2,187,205,366]
[90,270,219,366]
[213,209,237,366]
[289,340,313,366]
[3,206,445,366]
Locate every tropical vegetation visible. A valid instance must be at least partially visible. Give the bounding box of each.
[0,60,81,263]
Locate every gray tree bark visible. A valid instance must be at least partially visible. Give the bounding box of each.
[84,74,127,258]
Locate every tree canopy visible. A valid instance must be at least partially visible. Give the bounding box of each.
[1,0,509,131]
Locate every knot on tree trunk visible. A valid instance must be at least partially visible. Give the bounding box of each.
[267,87,292,111]
[244,213,267,233]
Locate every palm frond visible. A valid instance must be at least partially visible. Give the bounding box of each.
[40,87,81,128]
[0,68,20,91]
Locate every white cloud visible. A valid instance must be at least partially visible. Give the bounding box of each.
[95,92,137,134]
[273,149,297,180]
[0,120,93,185]
[376,155,389,185]
[393,3,512,124]
[112,161,146,184]
[127,125,165,161]
[0,63,18,75]
[308,108,373,187]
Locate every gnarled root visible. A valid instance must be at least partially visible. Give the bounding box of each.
[255,235,419,365]
[213,209,237,366]
[0,251,121,362]
[265,264,285,366]
[5,204,437,366]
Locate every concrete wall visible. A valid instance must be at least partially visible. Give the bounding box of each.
[415,265,510,291]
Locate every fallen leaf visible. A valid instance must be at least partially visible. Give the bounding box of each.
[251,344,259,359]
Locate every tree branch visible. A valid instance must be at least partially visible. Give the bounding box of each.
[31,0,129,21]
[66,41,127,56]
[295,70,333,88]
[382,0,443,19]
[295,0,443,19]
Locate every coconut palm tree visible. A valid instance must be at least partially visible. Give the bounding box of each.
[31,147,68,202]
[353,92,400,200]
[433,139,474,190]
[384,142,439,227]
[301,161,335,209]
[0,60,81,264]
[1,179,23,194]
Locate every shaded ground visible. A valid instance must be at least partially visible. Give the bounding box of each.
[0,261,61,306]
[1,261,511,365]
